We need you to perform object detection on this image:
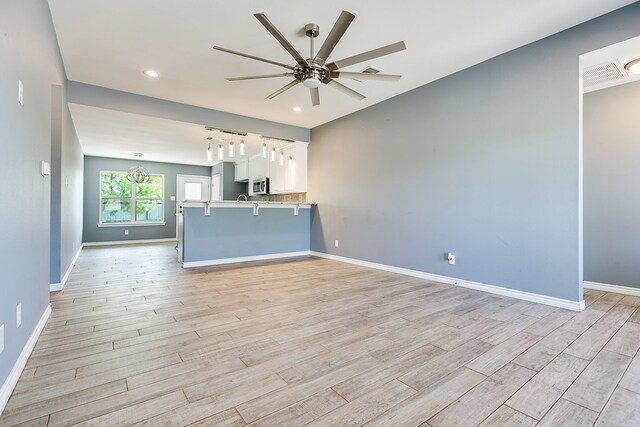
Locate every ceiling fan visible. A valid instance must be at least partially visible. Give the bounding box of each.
[213,10,406,107]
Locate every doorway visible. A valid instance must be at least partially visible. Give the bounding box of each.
[176,174,211,236]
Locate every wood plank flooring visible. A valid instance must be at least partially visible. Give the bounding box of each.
[2,243,640,426]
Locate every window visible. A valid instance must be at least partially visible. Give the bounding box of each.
[99,172,164,225]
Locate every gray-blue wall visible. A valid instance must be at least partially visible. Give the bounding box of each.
[211,162,247,201]
[83,156,211,243]
[0,0,70,391]
[584,80,640,288]
[309,4,640,303]
[50,85,83,284]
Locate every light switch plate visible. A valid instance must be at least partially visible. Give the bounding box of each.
[18,80,23,105]
[41,160,51,176]
[0,324,4,354]
[17,304,22,328]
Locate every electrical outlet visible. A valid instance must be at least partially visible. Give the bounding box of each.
[0,324,4,354]
[335,239,339,248]
[124,229,129,235]
[17,303,22,328]
[18,79,23,105]
[447,252,456,265]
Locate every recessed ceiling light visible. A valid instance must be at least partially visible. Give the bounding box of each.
[143,69,159,78]
[625,59,640,75]
[293,106,302,112]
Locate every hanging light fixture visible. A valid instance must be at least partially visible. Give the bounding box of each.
[288,155,293,170]
[229,140,235,158]
[271,146,276,162]
[126,153,150,184]
[239,139,245,156]
[218,142,224,161]
[280,151,284,166]
[262,143,267,158]
[206,137,213,163]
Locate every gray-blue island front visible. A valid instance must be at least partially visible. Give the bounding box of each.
[179,201,312,267]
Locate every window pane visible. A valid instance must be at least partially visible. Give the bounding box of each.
[136,175,163,198]
[101,199,131,223]
[101,173,131,197]
[184,182,202,200]
[136,200,163,221]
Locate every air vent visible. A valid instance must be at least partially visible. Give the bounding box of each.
[351,66,383,82]
[361,66,381,75]
[583,60,627,88]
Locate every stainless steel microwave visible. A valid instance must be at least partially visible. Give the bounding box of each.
[253,177,269,195]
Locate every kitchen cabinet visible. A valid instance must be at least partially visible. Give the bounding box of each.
[248,155,270,196]
[234,159,249,182]
[269,142,308,194]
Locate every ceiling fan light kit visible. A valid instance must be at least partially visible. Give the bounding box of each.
[213,10,406,106]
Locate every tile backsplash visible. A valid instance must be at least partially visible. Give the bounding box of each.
[250,193,306,202]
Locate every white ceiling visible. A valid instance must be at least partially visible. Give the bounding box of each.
[49,0,636,131]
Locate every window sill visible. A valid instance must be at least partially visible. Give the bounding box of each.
[98,222,166,228]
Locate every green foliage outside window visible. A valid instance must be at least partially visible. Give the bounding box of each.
[100,172,164,223]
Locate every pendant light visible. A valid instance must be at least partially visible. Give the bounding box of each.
[206,137,213,163]
[288,155,293,170]
[239,139,245,156]
[262,143,267,158]
[218,143,224,161]
[280,151,284,166]
[229,140,235,158]
[271,147,276,162]
[126,153,150,184]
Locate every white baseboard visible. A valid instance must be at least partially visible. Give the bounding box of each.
[584,281,640,297]
[50,244,83,292]
[183,251,311,268]
[0,304,51,416]
[83,238,177,247]
[311,251,585,312]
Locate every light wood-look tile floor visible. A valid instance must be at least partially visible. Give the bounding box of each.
[2,243,640,426]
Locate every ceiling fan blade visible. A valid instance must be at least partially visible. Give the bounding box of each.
[265,80,300,100]
[330,71,401,82]
[213,46,294,70]
[326,41,407,71]
[227,73,293,82]
[313,10,355,66]
[327,80,365,101]
[310,87,320,106]
[254,14,307,66]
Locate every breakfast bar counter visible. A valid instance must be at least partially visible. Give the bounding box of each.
[178,201,313,267]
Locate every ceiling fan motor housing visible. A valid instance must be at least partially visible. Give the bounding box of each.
[297,67,325,88]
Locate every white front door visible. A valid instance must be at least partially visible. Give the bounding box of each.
[176,174,211,235]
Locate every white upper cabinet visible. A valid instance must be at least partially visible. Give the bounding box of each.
[247,155,270,196]
[269,142,308,194]
[234,159,249,182]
